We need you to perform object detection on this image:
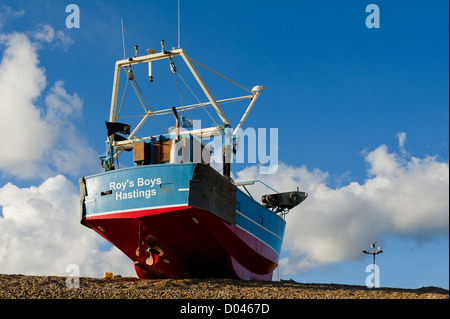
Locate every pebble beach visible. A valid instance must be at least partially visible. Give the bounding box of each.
[0,274,448,299]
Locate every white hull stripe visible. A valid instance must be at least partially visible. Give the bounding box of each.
[235,210,283,241]
[235,224,280,256]
[85,203,189,218]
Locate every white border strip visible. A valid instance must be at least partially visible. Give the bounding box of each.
[235,224,280,256]
[235,210,283,241]
[85,203,189,218]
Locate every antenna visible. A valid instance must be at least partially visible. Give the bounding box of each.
[121,18,126,59]
[178,0,181,48]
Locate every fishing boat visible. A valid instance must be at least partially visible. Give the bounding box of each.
[79,43,307,280]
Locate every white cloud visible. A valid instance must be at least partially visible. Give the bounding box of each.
[233,140,449,276]
[0,6,25,29]
[0,9,72,50]
[0,30,95,179]
[0,31,52,177]
[44,81,98,176]
[397,131,408,156]
[397,132,407,149]
[55,30,74,51]
[33,24,55,43]
[0,24,123,278]
[32,24,73,51]
[0,175,135,277]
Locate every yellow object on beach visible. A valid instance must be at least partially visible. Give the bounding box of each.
[103,272,113,279]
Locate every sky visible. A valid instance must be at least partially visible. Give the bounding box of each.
[0,0,448,290]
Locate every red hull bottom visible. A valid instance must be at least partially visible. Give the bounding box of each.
[83,206,277,280]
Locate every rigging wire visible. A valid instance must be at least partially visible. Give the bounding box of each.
[173,73,187,117]
[132,76,167,134]
[169,56,188,117]
[175,71,223,133]
[116,76,129,119]
[128,79,148,113]
[116,53,251,137]
[188,57,253,94]
[119,66,167,134]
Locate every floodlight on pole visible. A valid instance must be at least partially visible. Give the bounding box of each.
[362,241,383,288]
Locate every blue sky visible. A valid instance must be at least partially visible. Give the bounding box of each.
[0,1,448,290]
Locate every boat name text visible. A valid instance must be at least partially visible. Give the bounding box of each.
[109,178,162,200]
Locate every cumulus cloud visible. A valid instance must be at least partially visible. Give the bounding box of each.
[0,25,128,277]
[0,23,122,278]
[44,81,98,176]
[0,175,135,277]
[0,29,95,179]
[0,31,51,177]
[233,140,449,276]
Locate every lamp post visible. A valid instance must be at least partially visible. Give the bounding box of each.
[362,242,383,288]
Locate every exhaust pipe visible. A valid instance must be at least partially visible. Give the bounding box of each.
[170,107,183,163]
[172,107,180,140]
